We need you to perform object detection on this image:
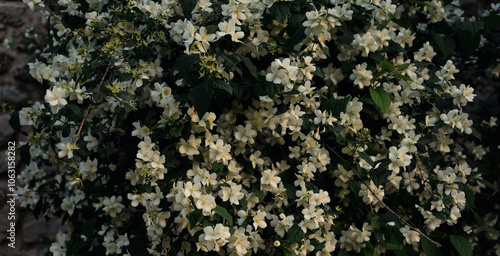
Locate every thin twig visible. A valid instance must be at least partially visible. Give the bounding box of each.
[414,154,434,198]
[74,63,112,144]
[324,145,442,247]
[350,160,442,248]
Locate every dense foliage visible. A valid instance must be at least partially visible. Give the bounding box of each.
[10,0,500,255]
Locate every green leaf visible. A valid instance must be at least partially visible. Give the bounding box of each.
[252,184,264,202]
[386,41,406,53]
[93,91,106,103]
[433,34,456,57]
[188,209,203,228]
[480,225,500,235]
[238,55,259,78]
[213,79,233,95]
[214,206,233,226]
[477,178,495,190]
[380,212,398,223]
[483,13,500,30]
[358,151,374,167]
[471,127,481,141]
[369,87,391,113]
[269,2,290,22]
[463,21,484,36]
[181,0,198,18]
[473,212,483,225]
[170,125,184,137]
[221,55,242,77]
[371,215,381,229]
[463,185,475,205]
[119,73,133,81]
[66,104,82,118]
[450,235,472,256]
[253,82,283,97]
[421,236,441,256]
[192,81,214,117]
[81,218,96,238]
[338,250,350,256]
[322,96,351,117]
[380,60,395,72]
[393,73,412,82]
[206,24,218,34]
[286,224,305,245]
[173,54,200,85]
[9,111,20,132]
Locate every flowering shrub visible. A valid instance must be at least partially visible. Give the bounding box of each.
[11,0,500,255]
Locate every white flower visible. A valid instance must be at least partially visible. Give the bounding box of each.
[178,135,202,156]
[45,87,68,113]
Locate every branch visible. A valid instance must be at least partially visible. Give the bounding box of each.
[325,145,442,248]
[351,159,442,248]
[74,62,112,145]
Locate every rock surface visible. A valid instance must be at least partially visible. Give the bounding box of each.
[0,2,59,256]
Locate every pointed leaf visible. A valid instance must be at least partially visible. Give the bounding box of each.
[450,235,472,256]
[214,205,233,226]
[369,87,391,113]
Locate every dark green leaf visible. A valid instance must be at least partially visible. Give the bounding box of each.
[221,55,242,77]
[233,84,244,99]
[238,55,259,78]
[369,87,391,113]
[380,212,398,223]
[477,178,495,190]
[395,64,411,72]
[170,125,184,137]
[483,13,500,30]
[81,218,96,238]
[463,21,484,35]
[173,54,200,85]
[90,90,105,103]
[371,215,381,229]
[359,151,375,167]
[322,96,351,117]
[421,236,442,256]
[393,73,412,82]
[119,73,133,81]
[288,14,306,28]
[286,224,305,245]
[269,2,290,22]
[450,235,472,256]
[213,79,233,95]
[188,209,203,228]
[285,26,306,49]
[463,185,475,205]
[339,250,350,256]
[471,127,481,141]
[214,206,233,226]
[380,60,395,72]
[386,41,406,53]
[474,212,483,225]
[66,104,82,118]
[459,31,480,56]
[480,225,500,235]
[192,81,214,117]
[206,24,218,34]
[19,143,31,165]
[433,34,456,57]
[9,111,20,132]
[181,0,198,18]
[252,183,265,202]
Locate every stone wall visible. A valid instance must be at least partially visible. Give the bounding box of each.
[0,1,62,255]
